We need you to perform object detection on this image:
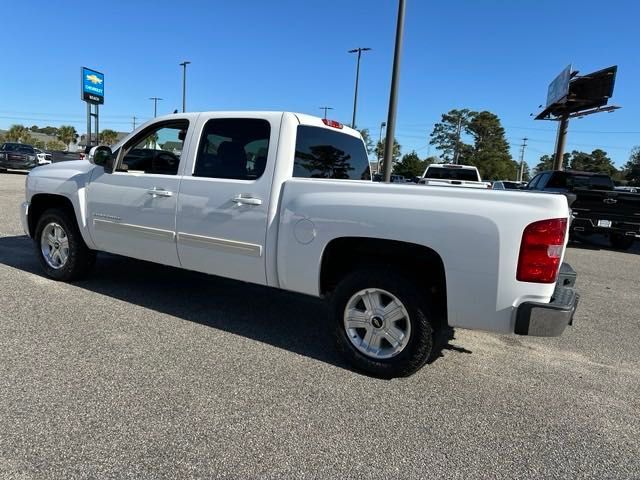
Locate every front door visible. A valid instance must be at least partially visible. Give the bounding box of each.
[176,114,281,284]
[86,119,192,267]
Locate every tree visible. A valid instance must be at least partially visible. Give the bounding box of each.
[5,124,27,142]
[46,139,67,151]
[100,129,119,146]
[32,139,46,149]
[533,153,570,174]
[568,149,617,177]
[622,146,640,186]
[467,111,516,180]
[393,151,426,178]
[56,125,79,151]
[375,137,401,164]
[359,128,374,156]
[429,109,475,163]
[19,132,36,146]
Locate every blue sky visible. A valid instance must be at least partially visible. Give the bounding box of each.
[1,0,638,168]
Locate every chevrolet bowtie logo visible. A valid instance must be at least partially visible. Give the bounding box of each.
[603,198,617,204]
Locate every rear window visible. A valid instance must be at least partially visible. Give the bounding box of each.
[424,167,479,181]
[293,126,370,180]
[568,174,614,190]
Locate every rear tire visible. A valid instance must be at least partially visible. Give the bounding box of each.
[330,268,434,378]
[610,234,635,251]
[34,208,96,281]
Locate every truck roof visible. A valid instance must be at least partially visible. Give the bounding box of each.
[150,111,362,139]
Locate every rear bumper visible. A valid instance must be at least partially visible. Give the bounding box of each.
[571,217,640,237]
[514,263,579,337]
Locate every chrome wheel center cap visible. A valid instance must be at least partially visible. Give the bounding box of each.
[371,316,384,329]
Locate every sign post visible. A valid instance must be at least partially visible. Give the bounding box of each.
[81,67,104,149]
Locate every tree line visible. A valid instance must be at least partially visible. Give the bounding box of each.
[363,108,639,184]
[0,124,120,151]
[533,147,640,186]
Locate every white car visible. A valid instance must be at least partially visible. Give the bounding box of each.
[419,164,490,189]
[34,148,52,165]
[20,111,579,377]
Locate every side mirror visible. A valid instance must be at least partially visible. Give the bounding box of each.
[88,145,115,172]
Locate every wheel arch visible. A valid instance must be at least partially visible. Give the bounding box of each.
[319,237,448,326]
[27,194,94,248]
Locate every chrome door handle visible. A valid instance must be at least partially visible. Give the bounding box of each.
[147,187,173,198]
[232,195,262,206]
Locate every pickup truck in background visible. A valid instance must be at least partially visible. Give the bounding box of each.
[21,111,578,377]
[418,164,490,189]
[526,169,640,250]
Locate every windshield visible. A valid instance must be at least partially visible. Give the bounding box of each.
[2,144,34,154]
[425,167,479,181]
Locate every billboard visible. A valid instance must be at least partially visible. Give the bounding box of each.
[546,64,571,107]
[81,67,104,104]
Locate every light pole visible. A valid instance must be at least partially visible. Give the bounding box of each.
[377,121,386,172]
[149,97,163,117]
[319,106,334,119]
[348,47,371,129]
[179,61,191,113]
[383,0,406,183]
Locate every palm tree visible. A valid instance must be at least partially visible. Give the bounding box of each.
[56,125,79,152]
[100,129,119,146]
[5,124,27,142]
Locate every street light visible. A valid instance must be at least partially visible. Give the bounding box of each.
[348,47,371,129]
[383,0,405,183]
[319,106,334,119]
[149,97,163,117]
[179,61,191,112]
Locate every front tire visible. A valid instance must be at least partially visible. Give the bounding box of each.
[34,208,96,281]
[610,233,635,251]
[330,269,434,378]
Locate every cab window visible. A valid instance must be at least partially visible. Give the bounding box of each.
[193,118,271,180]
[119,121,189,175]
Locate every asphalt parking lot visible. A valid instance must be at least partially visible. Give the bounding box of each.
[0,171,638,479]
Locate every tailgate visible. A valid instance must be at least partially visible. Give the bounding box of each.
[572,189,640,222]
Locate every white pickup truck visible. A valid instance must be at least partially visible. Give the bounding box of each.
[20,111,579,377]
[419,163,490,189]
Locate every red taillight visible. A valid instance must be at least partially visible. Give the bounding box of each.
[322,118,343,129]
[517,218,567,283]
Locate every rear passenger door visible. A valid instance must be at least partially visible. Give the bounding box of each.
[176,113,282,285]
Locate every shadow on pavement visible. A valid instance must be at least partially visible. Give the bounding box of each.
[568,233,639,255]
[0,235,465,375]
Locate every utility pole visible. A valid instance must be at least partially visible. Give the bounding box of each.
[319,106,334,119]
[453,115,463,164]
[348,47,371,129]
[518,137,528,182]
[132,115,137,130]
[149,97,163,118]
[377,121,386,173]
[553,112,569,170]
[382,0,405,182]
[179,61,191,113]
